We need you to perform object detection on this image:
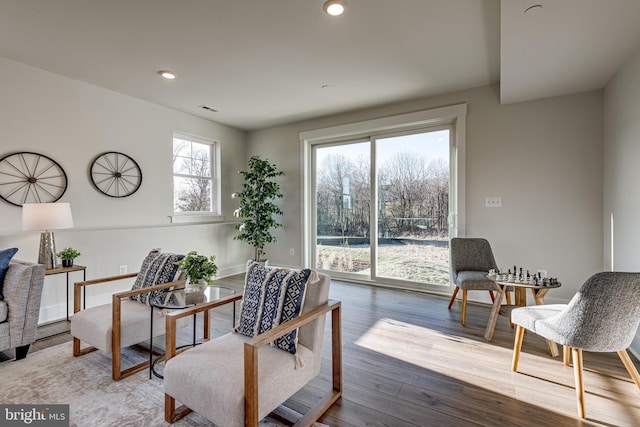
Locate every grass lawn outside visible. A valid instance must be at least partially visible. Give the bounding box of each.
[316,240,449,285]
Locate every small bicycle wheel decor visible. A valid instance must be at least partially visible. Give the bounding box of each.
[89,152,142,198]
[0,151,68,206]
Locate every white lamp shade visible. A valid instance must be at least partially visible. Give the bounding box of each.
[22,202,74,231]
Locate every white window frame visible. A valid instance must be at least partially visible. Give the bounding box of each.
[300,104,467,290]
[170,132,223,224]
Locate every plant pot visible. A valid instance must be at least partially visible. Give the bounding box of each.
[185,279,207,293]
[62,259,74,268]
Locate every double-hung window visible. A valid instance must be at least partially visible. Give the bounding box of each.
[172,133,220,220]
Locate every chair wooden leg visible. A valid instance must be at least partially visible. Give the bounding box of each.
[563,345,571,366]
[461,289,468,326]
[618,349,640,389]
[505,291,511,305]
[572,348,585,419]
[489,290,495,303]
[447,286,460,309]
[511,325,525,371]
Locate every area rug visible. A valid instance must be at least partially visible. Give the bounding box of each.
[0,342,327,426]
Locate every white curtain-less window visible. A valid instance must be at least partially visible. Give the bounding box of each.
[172,133,219,218]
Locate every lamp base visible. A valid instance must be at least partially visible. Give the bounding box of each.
[38,231,56,269]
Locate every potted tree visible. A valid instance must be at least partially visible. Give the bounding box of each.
[175,251,218,289]
[57,247,81,268]
[232,156,285,262]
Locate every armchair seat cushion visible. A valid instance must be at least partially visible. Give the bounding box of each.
[511,304,566,333]
[455,271,495,290]
[71,300,189,353]
[164,332,316,427]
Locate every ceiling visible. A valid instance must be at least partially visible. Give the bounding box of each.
[1,0,639,131]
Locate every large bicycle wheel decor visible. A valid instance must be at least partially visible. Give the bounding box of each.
[89,151,142,198]
[0,151,68,207]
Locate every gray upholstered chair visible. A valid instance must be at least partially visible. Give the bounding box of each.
[163,266,342,427]
[511,272,640,418]
[71,249,186,380]
[448,237,507,325]
[0,260,45,360]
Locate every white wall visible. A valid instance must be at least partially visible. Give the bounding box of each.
[247,84,604,304]
[603,46,640,355]
[0,58,251,323]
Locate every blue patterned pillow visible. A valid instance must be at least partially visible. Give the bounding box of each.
[235,261,311,355]
[0,248,19,301]
[130,249,184,305]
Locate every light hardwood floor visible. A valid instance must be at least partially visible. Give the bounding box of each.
[3,276,640,426]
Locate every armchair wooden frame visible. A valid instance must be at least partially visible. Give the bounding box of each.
[164,295,343,427]
[72,273,186,381]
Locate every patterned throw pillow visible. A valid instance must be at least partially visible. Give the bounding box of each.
[235,261,311,356]
[130,249,184,305]
[0,248,19,301]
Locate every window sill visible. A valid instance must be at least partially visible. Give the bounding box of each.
[169,214,225,224]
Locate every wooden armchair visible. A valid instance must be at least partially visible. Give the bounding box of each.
[71,272,186,381]
[163,271,342,427]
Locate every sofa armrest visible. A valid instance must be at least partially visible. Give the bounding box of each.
[3,260,46,349]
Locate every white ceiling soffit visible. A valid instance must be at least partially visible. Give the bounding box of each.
[2,1,639,130]
[0,0,500,131]
[500,0,640,105]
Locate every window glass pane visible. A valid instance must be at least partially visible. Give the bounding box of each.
[376,130,450,285]
[172,139,211,177]
[192,158,211,178]
[173,155,190,175]
[173,176,212,212]
[315,141,371,277]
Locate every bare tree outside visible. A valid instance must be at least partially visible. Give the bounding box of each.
[315,130,450,285]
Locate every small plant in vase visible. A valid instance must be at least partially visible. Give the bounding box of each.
[57,247,81,268]
[175,251,218,289]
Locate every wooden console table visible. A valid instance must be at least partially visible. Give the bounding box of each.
[45,264,86,321]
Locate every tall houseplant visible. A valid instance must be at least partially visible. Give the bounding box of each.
[233,156,285,261]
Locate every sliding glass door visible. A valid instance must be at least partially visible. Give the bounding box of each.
[375,130,450,286]
[315,140,371,278]
[312,127,452,289]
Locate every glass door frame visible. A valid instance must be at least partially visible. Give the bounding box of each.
[300,104,467,294]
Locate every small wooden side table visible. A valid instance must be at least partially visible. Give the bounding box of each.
[45,264,87,321]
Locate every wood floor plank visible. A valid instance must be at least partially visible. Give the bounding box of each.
[4,274,640,426]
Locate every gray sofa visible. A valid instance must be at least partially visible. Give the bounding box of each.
[0,260,45,360]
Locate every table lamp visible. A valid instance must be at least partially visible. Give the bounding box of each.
[22,202,74,269]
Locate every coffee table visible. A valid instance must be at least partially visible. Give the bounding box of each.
[484,278,561,357]
[149,285,236,378]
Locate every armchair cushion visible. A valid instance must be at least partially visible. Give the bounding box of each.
[0,247,18,301]
[164,332,316,426]
[130,249,184,305]
[235,261,311,355]
[455,270,495,290]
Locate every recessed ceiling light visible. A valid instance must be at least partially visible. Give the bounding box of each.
[158,70,176,80]
[323,0,346,16]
